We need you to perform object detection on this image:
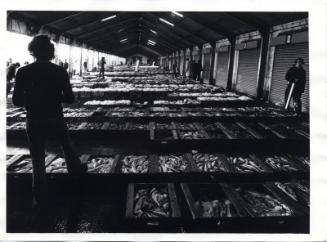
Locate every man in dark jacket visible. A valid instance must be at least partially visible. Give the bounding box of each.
[284,57,306,113]
[12,35,86,209]
[195,60,203,83]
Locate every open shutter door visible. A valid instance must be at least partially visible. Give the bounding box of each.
[235,48,260,97]
[270,43,309,112]
[215,51,229,88]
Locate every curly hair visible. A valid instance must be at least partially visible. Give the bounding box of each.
[28,35,55,60]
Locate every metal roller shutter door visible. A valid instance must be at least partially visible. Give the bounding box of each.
[270,43,309,112]
[215,51,229,88]
[203,53,211,82]
[236,48,260,97]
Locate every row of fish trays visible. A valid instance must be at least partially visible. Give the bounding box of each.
[7,152,308,177]
[6,109,307,124]
[125,181,309,231]
[149,121,309,142]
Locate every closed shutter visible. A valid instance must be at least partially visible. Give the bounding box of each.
[269,43,309,112]
[203,53,211,82]
[236,48,260,97]
[215,51,229,88]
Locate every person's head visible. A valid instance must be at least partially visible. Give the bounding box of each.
[28,35,55,61]
[15,62,20,68]
[24,61,29,66]
[294,57,304,68]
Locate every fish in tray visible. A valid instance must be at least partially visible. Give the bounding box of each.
[158,155,188,173]
[155,123,172,129]
[46,157,68,173]
[195,199,234,218]
[179,131,204,139]
[67,123,82,130]
[275,181,310,207]
[263,156,299,171]
[8,157,33,173]
[82,122,104,130]
[193,152,228,172]
[10,122,26,130]
[133,187,171,218]
[87,156,115,173]
[227,156,264,173]
[235,187,293,216]
[121,155,149,173]
[128,123,148,130]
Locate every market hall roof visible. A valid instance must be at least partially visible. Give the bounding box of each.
[7,11,308,57]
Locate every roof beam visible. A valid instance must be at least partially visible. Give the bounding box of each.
[40,12,83,28]
[182,12,234,38]
[224,13,269,31]
[76,16,138,39]
[140,18,195,48]
[146,12,209,44]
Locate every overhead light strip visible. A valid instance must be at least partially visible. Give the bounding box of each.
[159,18,174,27]
[120,38,128,43]
[150,29,157,35]
[101,14,117,22]
[172,11,183,18]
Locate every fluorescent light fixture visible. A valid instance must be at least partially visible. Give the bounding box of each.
[101,14,117,22]
[159,18,174,27]
[120,38,128,43]
[118,28,124,33]
[150,29,157,35]
[172,11,183,18]
[147,40,156,45]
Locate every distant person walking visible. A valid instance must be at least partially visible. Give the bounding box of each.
[12,35,86,210]
[99,57,106,78]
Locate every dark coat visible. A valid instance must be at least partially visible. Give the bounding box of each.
[285,66,306,94]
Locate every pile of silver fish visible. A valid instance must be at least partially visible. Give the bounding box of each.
[227,156,264,173]
[193,153,228,172]
[82,122,104,130]
[10,122,26,130]
[8,157,32,173]
[195,199,233,218]
[121,155,149,173]
[67,123,82,130]
[128,123,148,130]
[236,187,293,216]
[179,131,203,139]
[275,181,309,207]
[264,156,298,171]
[46,157,68,173]
[133,187,171,218]
[87,156,115,173]
[158,155,187,172]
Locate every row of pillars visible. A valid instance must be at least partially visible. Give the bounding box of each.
[161,29,270,101]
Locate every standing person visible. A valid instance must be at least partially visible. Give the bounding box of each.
[284,57,306,114]
[173,61,178,77]
[12,35,86,210]
[7,62,20,96]
[63,59,69,71]
[191,60,196,80]
[99,57,106,78]
[193,60,202,82]
[135,59,140,72]
[83,61,88,73]
[7,58,13,67]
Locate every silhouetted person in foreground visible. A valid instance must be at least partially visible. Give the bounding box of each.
[284,57,306,114]
[12,35,86,210]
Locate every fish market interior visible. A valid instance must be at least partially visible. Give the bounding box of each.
[6,11,309,233]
